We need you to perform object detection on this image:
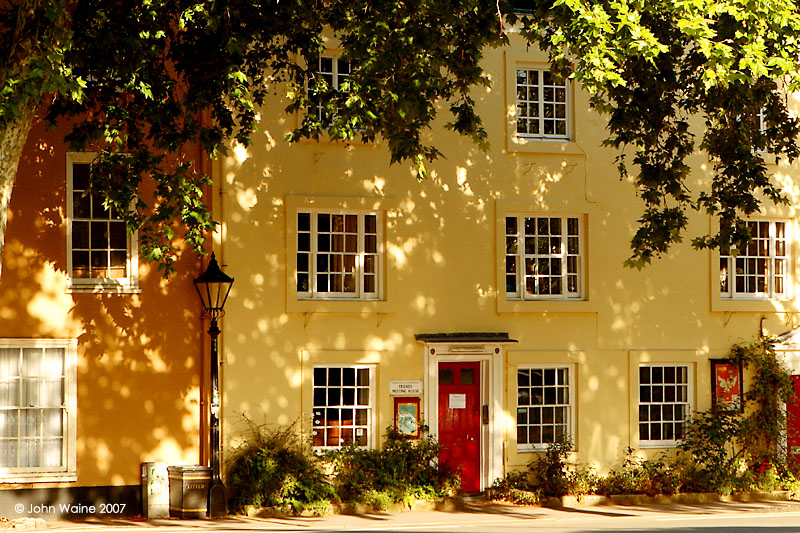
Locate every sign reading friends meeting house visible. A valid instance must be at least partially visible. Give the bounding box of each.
[389,380,423,396]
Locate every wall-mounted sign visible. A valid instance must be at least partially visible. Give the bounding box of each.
[394,397,421,439]
[711,358,743,412]
[390,380,423,396]
[449,393,466,409]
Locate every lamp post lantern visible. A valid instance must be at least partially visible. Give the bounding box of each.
[193,252,233,518]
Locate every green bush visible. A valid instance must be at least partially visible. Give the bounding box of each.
[226,418,337,513]
[527,438,599,498]
[323,425,459,503]
[599,448,683,496]
[490,470,540,504]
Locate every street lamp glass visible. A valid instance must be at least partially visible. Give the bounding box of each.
[193,252,234,313]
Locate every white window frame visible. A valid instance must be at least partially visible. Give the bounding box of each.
[719,219,790,300]
[638,364,692,448]
[311,364,375,450]
[757,108,767,133]
[515,364,574,452]
[505,214,584,300]
[515,67,570,140]
[0,339,77,482]
[66,152,139,293]
[296,209,383,301]
[310,56,351,122]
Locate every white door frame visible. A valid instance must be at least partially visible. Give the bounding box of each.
[423,342,504,491]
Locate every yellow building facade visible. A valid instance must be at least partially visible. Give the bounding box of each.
[216,33,800,491]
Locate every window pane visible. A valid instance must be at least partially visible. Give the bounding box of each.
[91,251,108,277]
[357,388,369,406]
[43,408,63,437]
[73,194,91,219]
[109,251,127,278]
[317,214,330,232]
[21,410,40,437]
[42,438,62,467]
[109,222,127,249]
[439,369,453,385]
[91,195,108,219]
[72,163,90,190]
[298,212,311,231]
[44,380,63,407]
[0,410,19,437]
[314,367,326,387]
[0,440,18,468]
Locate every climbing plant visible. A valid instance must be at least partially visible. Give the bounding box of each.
[730,338,797,463]
[682,338,796,490]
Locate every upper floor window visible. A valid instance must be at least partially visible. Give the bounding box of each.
[296,210,382,300]
[67,154,138,293]
[639,364,691,447]
[505,215,583,300]
[720,220,790,300]
[0,339,77,481]
[312,365,374,448]
[515,68,569,140]
[516,365,573,451]
[310,56,351,122]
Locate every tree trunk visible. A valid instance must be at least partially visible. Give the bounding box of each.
[0,103,36,280]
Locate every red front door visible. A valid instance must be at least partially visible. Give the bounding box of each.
[438,361,481,492]
[789,375,800,465]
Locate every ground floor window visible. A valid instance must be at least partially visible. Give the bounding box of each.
[0,339,76,479]
[516,365,573,450]
[638,364,691,447]
[312,365,374,448]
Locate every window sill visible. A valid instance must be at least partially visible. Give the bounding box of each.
[506,137,585,156]
[497,298,597,314]
[68,283,141,295]
[0,472,77,483]
[288,298,395,314]
[517,445,573,453]
[639,442,680,449]
[712,297,798,313]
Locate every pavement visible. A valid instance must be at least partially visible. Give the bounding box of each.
[30,498,800,532]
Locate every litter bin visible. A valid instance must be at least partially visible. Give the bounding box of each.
[168,465,211,518]
[141,462,169,519]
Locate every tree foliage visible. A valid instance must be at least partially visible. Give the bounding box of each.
[3,0,505,274]
[3,0,800,273]
[516,0,800,266]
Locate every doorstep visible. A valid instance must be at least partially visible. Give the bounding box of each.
[242,496,463,518]
[540,491,797,508]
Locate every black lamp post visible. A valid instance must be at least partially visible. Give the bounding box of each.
[193,252,234,518]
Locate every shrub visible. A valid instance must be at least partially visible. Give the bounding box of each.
[599,448,682,496]
[323,425,459,503]
[490,470,540,505]
[678,409,743,493]
[527,438,599,498]
[226,418,337,513]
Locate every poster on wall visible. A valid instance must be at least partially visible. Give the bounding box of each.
[394,397,421,439]
[711,359,743,412]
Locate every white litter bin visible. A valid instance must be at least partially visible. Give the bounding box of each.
[141,462,169,519]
